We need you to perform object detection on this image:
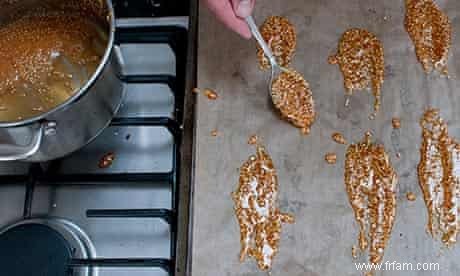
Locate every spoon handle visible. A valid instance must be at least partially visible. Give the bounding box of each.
[245,16,277,66]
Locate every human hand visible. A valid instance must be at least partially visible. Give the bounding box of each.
[203,0,255,39]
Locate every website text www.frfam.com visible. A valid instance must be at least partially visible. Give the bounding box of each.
[355,261,440,272]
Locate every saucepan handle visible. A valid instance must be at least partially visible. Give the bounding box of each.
[113,44,125,79]
[0,123,45,161]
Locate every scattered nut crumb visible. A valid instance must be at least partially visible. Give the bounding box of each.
[332,132,347,144]
[192,88,200,94]
[248,135,259,145]
[351,245,359,259]
[392,118,401,129]
[325,153,337,164]
[99,152,115,169]
[396,152,401,159]
[211,130,219,137]
[301,127,310,135]
[204,88,218,100]
[406,192,416,202]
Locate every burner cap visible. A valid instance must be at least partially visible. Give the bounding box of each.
[0,223,72,276]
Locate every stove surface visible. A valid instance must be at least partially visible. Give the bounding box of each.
[0,9,192,276]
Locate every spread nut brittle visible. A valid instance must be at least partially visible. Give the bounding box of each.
[329,29,384,119]
[405,0,452,75]
[418,109,460,246]
[271,69,316,133]
[232,142,294,271]
[345,133,397,270]
[257,16,296,70]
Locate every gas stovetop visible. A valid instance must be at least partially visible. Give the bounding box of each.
[0,1,197,275]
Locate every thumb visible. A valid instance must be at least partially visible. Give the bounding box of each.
[231,0,255,18]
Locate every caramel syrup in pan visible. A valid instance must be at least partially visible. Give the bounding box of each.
[418,109,460,247]
[0,11,108,122]
[233,142,294,271]
[345,132,397,272]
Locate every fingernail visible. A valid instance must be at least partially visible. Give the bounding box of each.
[236,0,252,18]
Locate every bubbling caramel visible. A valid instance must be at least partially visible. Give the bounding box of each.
[405,0,451,75]
[0,11,107,122]
[232,142,294,271]
[257,16,296,70]
[329,29,384,119]
[345,133,397,268]
[271,69,316,133]
[418,109,460,246]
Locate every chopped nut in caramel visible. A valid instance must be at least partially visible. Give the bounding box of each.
[99,152,115,169]
[418,109,460,246]
[301,127,310,136]
[392,118,401,129]
[329,29,384,119]
[232,143,294,271]
[248,134,259,145]
[204,88,218,100]
[271,69,316,133]
[405,0,451,75]
[332,132,347,144]
[406,192,417,202]
[351,245,359,259]
[257,16,296,70]
[345,132,397,267]
[325,153,337,164]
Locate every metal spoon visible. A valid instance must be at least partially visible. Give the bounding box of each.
[245,16,288,89]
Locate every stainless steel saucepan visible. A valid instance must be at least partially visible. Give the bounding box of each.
[0,0,124,162]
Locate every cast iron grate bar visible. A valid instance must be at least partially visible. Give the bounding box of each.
[69,258,172,273]
[120,74,176,88]
[86,208,174,225]
[23,164,42,219]
[114,25,187,124]
[111,117,182,139]
[115,26,187,57]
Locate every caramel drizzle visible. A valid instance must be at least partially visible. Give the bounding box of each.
[329,29,384,119]
[418,109,460,246]
[405,0,451,75]
[232,143,294,270]
[345,133,397,267]
[271,69,316,133]
[257,16,296,70]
